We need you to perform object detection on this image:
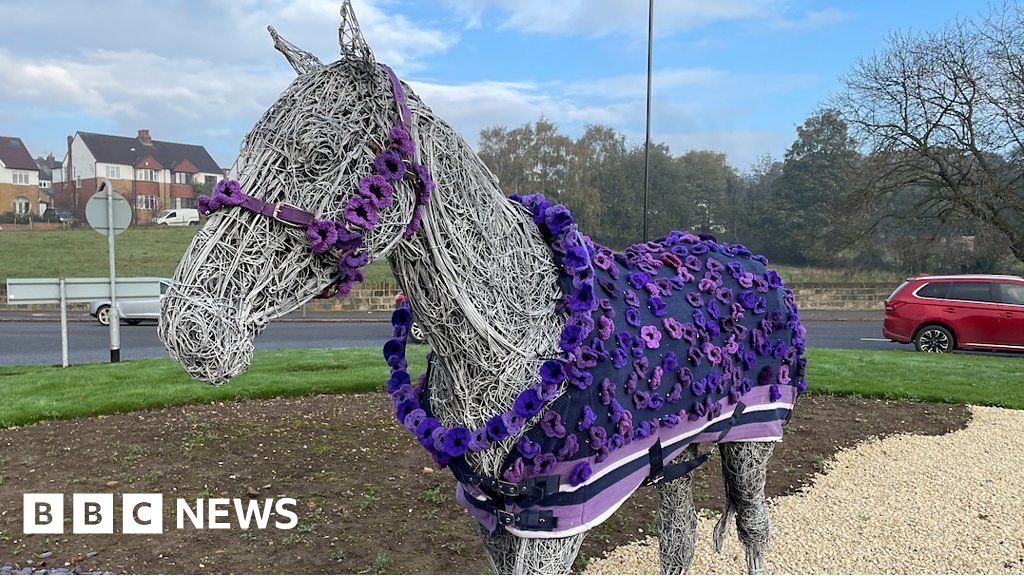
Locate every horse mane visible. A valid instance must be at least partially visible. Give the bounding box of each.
[392,93,566,475]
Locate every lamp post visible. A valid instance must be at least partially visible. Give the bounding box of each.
[642,0,654,242]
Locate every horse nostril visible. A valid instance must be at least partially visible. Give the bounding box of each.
[159,292,254,385]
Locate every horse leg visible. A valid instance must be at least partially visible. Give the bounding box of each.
[656,445,699,574]
[479,527,587,575]
[716,441,774,575]
[479,525,518,574]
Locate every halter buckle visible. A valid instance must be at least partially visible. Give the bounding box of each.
[272,202,304,228]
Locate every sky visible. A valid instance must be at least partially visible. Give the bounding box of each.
[0,0,986,172]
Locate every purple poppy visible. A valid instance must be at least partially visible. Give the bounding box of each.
[517,436,541,459]
[197,194,220,214]
[686,292,704,308]
[389,126,416,157]
[305,219,338,254]
[357,175,393,210]
[703,342,723,365]
[754,296,768,315]
[558,434,580,459]
[758,365,775,387]
[541,411,567,438]
[611,347,628,369]
[568,366,593,390]
[627,272,649,290]
[570,461,592,486]
[539,359,567,385]
[589,426,608,450]
[687,345,704,366]
[564,245,591,273]
[778,364,792,385]
[485,415,509,442]
[632,356,650,377]
[513,388,543,419]
[599,379,616,405]
[706,299,720,321]
[648,296,667,317]
[503,457,525,483]
[344,194,379,230]
[598,315,615,340]
[650,366,664,390]
[648,392,664,410]
[640,325,662,349]
[579,405,597,431]
[625,307,642,328]
[542,206,574,237]
[765,269,783,289]
[769,383,782,402]
[692,309,708,329]
[672,324,693,346]
[624,290,641,308]
[442,427,471,458]
[403,408,427,431]
[559,325,584,353]
[567,283,595,313]
[663,317,684,339]
[738,290,756,309]
[373,149,406,181]
[411,162,435,198]
[213,179,244,206]
[415,418,440,448]
[593,252,612,270]
[466,428,489,452]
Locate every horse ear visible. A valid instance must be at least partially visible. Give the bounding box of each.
[338,0,376,67]
[268,26,324,75]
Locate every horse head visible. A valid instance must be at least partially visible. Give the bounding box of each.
[160,1,427,384]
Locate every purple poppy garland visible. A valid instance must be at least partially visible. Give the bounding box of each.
[384,194,599,469]
[197,124,434,297]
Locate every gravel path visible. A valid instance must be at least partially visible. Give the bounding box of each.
[586,405,1024,574]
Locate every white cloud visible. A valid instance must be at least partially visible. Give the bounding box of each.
[442,0,850,37]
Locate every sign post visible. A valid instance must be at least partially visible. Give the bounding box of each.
[59,278,69,368]
[85,179,132,363]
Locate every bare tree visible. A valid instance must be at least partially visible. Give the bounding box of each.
[834,7,1024,264]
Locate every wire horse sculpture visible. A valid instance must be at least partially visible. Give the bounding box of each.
[160,3,807,574]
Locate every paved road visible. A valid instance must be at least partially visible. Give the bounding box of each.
[0,314,904,366]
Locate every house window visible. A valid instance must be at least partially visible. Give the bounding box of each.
[174,172,192,184]
[105,165,121,179]
[205,175,217,186]
[12,171,31,185]
[174,197,197,209]
[135,168,158,182]
[13,196,30,215]
[135,195,159,211]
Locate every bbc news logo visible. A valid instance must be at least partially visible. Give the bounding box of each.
[23,493,298,534]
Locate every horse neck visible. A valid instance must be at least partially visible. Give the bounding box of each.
[388,113,563,475]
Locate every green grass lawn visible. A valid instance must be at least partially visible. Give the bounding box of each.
[0,346,427,428]
[0,228,395,285]
[1,347,1020,429]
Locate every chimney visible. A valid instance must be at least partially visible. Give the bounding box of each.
[137,129,152,145]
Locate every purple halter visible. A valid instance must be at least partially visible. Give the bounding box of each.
[197,64,434,297]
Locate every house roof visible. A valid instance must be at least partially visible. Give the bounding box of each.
[78,131,221,174]
[0,136,39,171]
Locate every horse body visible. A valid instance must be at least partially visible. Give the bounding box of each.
[160,3,802,573]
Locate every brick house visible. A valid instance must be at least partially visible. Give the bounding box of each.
[51,130,224,223]
[0,136,44,217]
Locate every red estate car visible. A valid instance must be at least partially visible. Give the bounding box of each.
[884,274,1024,353]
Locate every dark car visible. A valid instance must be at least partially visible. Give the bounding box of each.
[883,274,1024,353]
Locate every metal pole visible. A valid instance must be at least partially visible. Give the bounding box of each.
[642,0,654,242]
[104,181,121,363]
[59,278,69,368]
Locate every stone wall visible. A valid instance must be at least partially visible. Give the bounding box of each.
[787,282,892,312]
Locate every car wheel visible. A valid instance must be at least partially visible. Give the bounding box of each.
[409,322,426,344]
[96,305,111,326]
[915,325,954,353]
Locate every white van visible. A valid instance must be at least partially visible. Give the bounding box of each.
[153,208,200,226]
